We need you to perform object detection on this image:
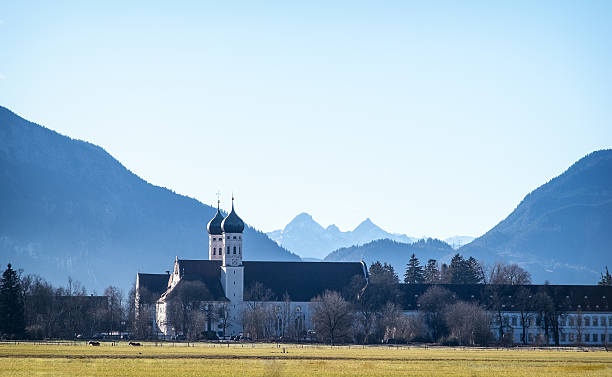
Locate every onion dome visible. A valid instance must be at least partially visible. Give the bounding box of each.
[206,201,224,235]
[221,198,244,233]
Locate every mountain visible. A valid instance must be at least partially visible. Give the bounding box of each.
[324,238,456,275]
[460,150,612,284]
[267,213,417,259]
[0,106,299,293]
[444,236,475,249]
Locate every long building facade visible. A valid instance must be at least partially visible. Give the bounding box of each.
[399,283,612,345]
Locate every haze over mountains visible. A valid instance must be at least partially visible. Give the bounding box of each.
[1,105,610,289]
[0,106,298,293]
[267,214,417,260]
[325,150,612,284]
[459,149,612,284]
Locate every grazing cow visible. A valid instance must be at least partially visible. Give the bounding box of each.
[129,342,141,346]
[88,341,100,346]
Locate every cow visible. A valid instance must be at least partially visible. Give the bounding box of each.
[88,341,100,346]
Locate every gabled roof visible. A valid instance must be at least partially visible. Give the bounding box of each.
[137,273,170,296]
[243,261,367,302]
[171,259,226,301]
[398,284,612,312]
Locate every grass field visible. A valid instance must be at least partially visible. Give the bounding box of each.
[0,342,611,376]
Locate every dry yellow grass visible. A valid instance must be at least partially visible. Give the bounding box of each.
[0,342,611,376]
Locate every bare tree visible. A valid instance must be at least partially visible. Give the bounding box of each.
[418,286,455,341]
[311,290,353,345]
[488,263,531,285]
[444,301,493,346]
[514,286,534,345]
[216,302,231,337]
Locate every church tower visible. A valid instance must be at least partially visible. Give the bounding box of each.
[206,200,224,261]
[220,197,244,303]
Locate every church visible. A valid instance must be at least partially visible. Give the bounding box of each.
[135,198,368,339]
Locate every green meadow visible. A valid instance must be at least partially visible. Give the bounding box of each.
[0,342,611,377]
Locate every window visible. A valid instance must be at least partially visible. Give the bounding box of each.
[585,317,590,327]
[568,317,574,327]
[528,333,533,343]
[233,236,236,239]
[213,248,216,255]
[569,333,575,342]
[593,317,598,326]
[233,246,236,254]
[227,236,230,239]
[601,316,606,326]
[560,317,566,326]
[511,317,517,326]
[227,247,230,254]
[239,247,241,254]
[584,334,590,342]
[609,316,612,326]
[609,334,612,342]
[560,333,566,342]
[296,306,301,312]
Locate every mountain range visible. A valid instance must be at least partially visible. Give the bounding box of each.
[267,214,418,259]
[267,213,474,259]
[0,106,299,293]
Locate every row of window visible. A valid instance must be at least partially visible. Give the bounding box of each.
[211,246,241,255]
[561,333,612,343]
[501,315,612,328]
[211,236,241,241]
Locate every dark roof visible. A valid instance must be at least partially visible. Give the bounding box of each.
[206,203,224,235]
[176,259,226,301]
[137,273,170,296]
[243,261,367,302]
[163,259,367,302]
[398,284,612,312]
[221,202,244,233]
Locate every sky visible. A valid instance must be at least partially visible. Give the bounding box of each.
[1,1,611,239]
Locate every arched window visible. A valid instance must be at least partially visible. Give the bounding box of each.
[233,246,236,254]
[227,247,230,254]
[213,248,216,255]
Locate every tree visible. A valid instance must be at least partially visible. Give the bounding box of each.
[167,281,211,340]
[404,254,424,284]
[369,262,399,285]
[514,286,534,345]
[423,259,440,284]
[599,266,612,286]
[489,263,532,285]
[311,290,353,345]
[104,286,124,335]
[444,301,492,346]
[216,303,231,337]
[0,264,25,339]
[242,282,275,340]
[417,286,455,341]
[447,254,484,284]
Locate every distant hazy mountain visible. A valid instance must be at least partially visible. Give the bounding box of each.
[460,150,612,284]
[324,238,456,275]
[444,236,475,249]
[0,106,299,293]
[267,213,417,259]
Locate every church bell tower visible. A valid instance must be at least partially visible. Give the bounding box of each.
[220,197,244,303]
[206,200,224,261]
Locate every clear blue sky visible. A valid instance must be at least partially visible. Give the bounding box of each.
[1,1,611,239]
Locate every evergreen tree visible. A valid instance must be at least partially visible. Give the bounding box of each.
[599,266,612,286]
[369,261,399,285]
[448,254,484,284]
[0,264,25,339]
[404,254,425,284]
[423,259,440,283]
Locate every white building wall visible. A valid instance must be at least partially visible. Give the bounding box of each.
[403,310,612,345]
